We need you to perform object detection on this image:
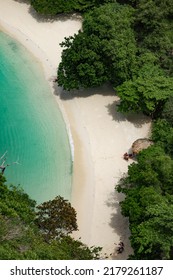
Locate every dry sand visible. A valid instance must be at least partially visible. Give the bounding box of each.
[0,0,151,259]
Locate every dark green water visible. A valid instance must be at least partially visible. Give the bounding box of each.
[0,31,72,203]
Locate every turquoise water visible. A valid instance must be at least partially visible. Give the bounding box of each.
[0,31,72,204]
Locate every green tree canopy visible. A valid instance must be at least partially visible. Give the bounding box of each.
[118,0,173,74]
[0,176,101,259]
[123,187,173,259]
[117,145,173,259]
[119,145,173,195]
[117,0,173,28]
[0,176,36,224]
[132,194,173,260]
[116,54,173,116]
[58,2,137,90]
[0,215,101,260]
[162,96,173,124]
[31,0,114,15]
[151,119,173,157]
[35,195,78,240]
[58,32,109,90]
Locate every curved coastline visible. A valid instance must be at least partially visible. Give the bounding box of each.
[0,30,73,203]
[0,20,75,164]
[0,0,151,258]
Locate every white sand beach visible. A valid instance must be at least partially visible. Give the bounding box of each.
[0,0,151,258]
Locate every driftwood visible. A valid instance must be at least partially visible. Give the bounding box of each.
[0,151,20,174]
[132,138,153,155]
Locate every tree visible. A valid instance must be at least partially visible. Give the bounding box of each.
[117,1,173,29]
[117,145,173,259]
[54,236,101,260]
[58,32,109,90]
[130,193,173,260]
[0,178,36,224]
[35,196,78,240]
[162,96,173,124]
[0,178,101,260]
[117,173,173,259]
[117,1,173,74]
[135,0,173,74]
[31,0,114,15]
[58,2,137,90]
[116,56,173,116]
[151,119,173,157]
[31,0,74,15]
[20,234,101,260]
[83,3,137,84]
[127,145,173,195]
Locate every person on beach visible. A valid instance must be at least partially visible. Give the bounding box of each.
[123,152,129,161]
[123,152,134,161]
[117,241,124,254]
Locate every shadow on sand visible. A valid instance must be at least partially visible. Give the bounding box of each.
[14,0,82,22]
[105,188,133,260]
[53,81,151,129]
[53,83,116,100]
[28,6,82,23]
[14,0,30,3]
[106,100,151,128]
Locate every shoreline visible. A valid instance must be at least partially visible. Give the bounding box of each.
[0,18,76,164]
[0,0,151,258]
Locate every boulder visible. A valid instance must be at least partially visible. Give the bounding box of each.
[132,138,153,155]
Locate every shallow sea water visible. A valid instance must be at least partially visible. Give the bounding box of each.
[0,31,72,204]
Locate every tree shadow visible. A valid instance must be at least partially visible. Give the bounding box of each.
[106,100,151,128]
[28,5,82,23]
[53,83,115,100]
[105,188,133,259]
[52,83,73,100]
[14,0,82,22]
[106,99,127,123]
[14,0,30,3]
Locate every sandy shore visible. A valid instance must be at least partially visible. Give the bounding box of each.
[0,0,151,259]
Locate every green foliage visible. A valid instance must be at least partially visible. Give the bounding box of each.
[162,96,173,124]
[119,145,173,195]
[54,236,101,260]
[128,191,173,259]
[116,2,173,78]
[116,55,173,116]
[31,0,114,15]
[83,3,137,85]
[118,0,173,74]
[35,195,78,240]
[31,0,74,15]
[151,119,173,156]
[0,178,36,224]
[58,32,109,90]
[0,177,100,259]
[0,219,101,260]
[58,2,137,90]
[118,178,173,259]
[117,145,173,259]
